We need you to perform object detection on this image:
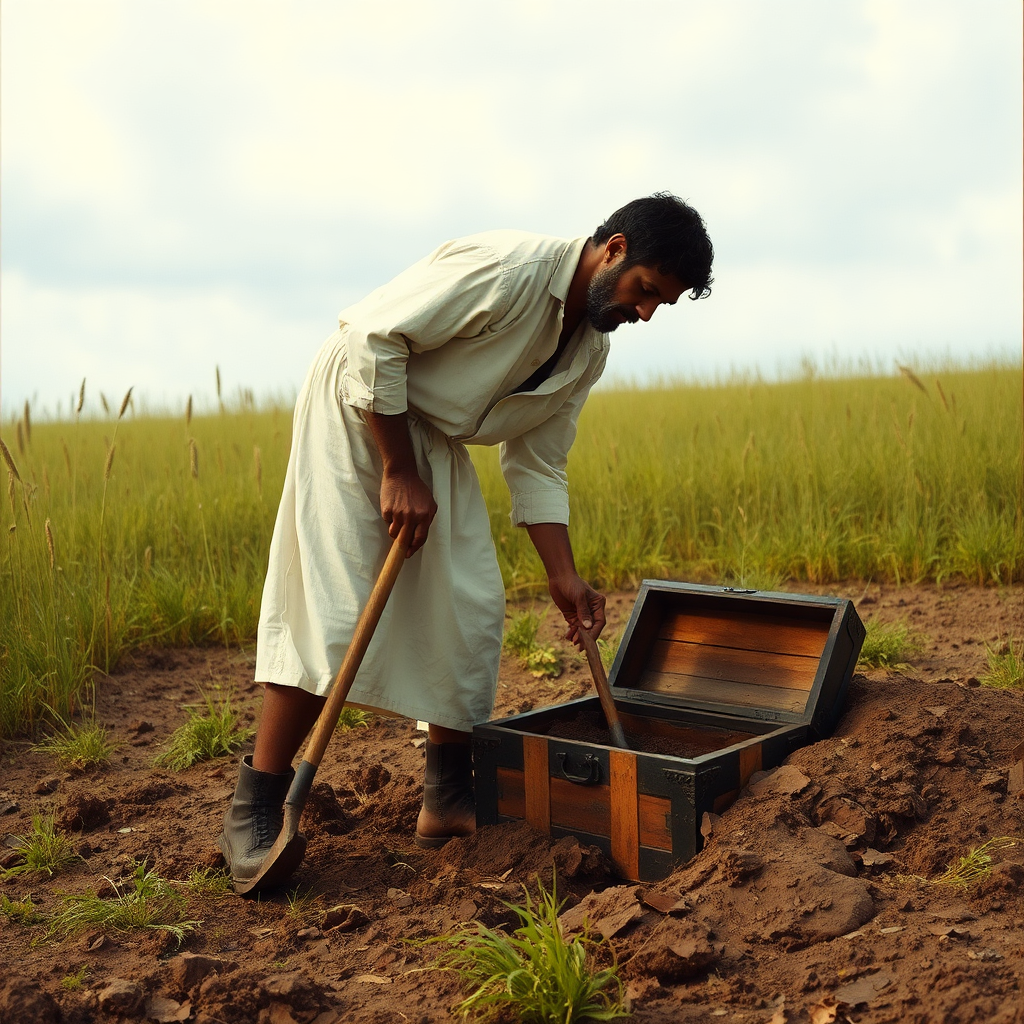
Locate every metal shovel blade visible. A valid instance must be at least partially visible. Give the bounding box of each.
[233,764,313,895]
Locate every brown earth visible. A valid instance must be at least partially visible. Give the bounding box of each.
[1,581,1021,1024]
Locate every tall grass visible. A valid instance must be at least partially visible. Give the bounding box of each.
[1,363,1019,737]
[478,362,1023,592]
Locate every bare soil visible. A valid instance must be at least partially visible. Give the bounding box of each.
[1,581,1022,1024]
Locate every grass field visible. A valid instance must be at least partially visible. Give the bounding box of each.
[2,362,1020,737]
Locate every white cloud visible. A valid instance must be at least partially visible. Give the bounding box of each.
[1,0,1020,415]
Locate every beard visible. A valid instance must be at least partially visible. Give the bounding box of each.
[585,262,637,333]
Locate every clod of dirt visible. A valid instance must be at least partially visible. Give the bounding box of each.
[57,791,113,832]
[0,975,61,1024]
[748,764,810,797]
[169,953,235,996]
[121,780,183,805]
[94,977,145,1016]
[719,846,764,885]
[349,762,392,794]
[631,920,722,982]
[641,890,692,916]
[304,782,353,835]
[260,972,326,1018]
[559,885,643,938]
[798,827,858,876]
[322,904,369,932]
[145,994,192,1023]
[860,848,894,870]
[34,777,60,795]
[835,970,893,1008]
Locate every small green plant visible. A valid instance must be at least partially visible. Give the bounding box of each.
[438,877,628,1023]
[1,814,79,878]
[285,885,325,924]
[336,706,374,731]
[504,610,563,679]
[153,693,254,770]
[61,966,90,991]
[182,866,233,899]
[34,718,115,769]
[48,861,201,945]
[858,618,925,670]
[902,837,1019,891]
[0,893,42,925]
[980,639,1023,690]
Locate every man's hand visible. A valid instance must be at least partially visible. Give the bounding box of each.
[365,411,437,557]
[547,571,607,649]
[526,522,607,649]
[380,467,437,556]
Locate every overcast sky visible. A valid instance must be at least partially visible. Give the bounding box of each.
[2,0,1021,419]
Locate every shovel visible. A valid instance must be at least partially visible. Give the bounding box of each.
[235,529,410,895]
[578,627,630,750]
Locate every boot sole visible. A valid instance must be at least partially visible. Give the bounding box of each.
[414,831,473,849]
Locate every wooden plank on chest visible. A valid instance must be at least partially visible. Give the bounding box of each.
[638,670,810,712]
[659,609,830,659]
[648,639,819,691]
[609,750,639,881]
[523,735,551,831]
[550,777,610,838]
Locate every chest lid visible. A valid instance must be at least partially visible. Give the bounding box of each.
[608,581,865,740]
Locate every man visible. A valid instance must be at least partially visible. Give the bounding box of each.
[219,192,714,881]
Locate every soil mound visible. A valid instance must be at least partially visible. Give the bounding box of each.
[0,582,1020,1022]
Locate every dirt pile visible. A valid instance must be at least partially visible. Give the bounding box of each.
[0,582,1020,1023]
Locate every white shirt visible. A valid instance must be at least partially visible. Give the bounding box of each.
[337,230,609,526]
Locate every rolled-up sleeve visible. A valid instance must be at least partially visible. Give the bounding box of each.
[499,347,608,526]
[339,242,511,415]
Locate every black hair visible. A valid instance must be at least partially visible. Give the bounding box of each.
[592,192,714,299]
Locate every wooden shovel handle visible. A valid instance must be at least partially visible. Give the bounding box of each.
[302,530,409,768]
[579,627,630,749]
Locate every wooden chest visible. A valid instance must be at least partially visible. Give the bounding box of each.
[474,582,865,882]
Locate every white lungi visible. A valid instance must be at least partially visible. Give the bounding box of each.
[256,230,609,730]
[255,334,506,731]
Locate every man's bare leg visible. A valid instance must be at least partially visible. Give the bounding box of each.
[252,684,326,773]
[427,724,471,745]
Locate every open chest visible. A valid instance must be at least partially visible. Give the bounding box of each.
[474,582,865,882]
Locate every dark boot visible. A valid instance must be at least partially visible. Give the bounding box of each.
[218,754,297,882]
[415,740,476,848]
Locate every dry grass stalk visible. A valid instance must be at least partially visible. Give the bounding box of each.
[100,392,110,415]
[45,518,55,569]
[215,366,222,401]
[23,402,31,445]
[15,420,24,456]
[62,441,72,479]
[143,546,153,572]
[0,437,21,482]
[7,471,15,518]
[897,363,928,395]
[935,379,950,412]
[76,379,86,416]
[117,387,133,420]
[253,446,262,494]
[189,439,199,479]
[104,443,117,482]
[186,395,193,427]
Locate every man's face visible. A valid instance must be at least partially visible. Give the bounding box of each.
[586,259,688,333]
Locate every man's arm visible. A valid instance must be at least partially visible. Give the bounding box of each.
[526,522,606,648]
[364,411,437,557]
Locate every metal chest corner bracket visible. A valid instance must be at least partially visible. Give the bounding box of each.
[664,766,721,809]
